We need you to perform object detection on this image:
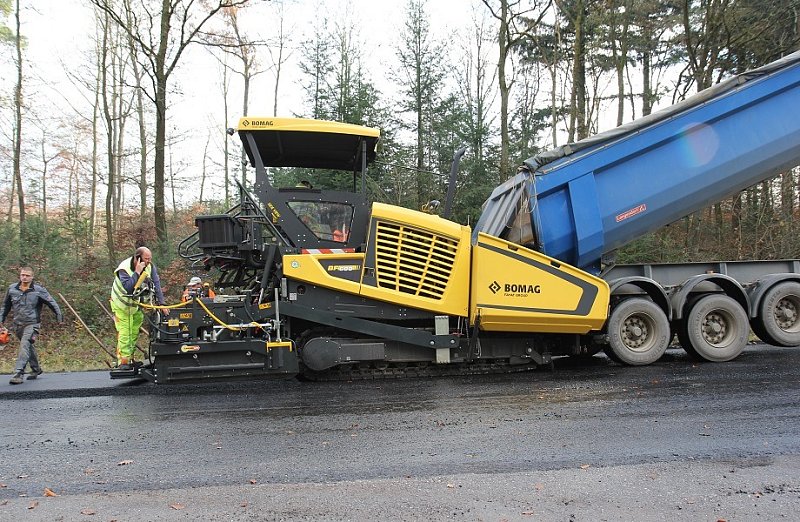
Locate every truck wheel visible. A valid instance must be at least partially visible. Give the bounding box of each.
[606,298,670,366]
[756,281,800,347]
[683,294,748,362]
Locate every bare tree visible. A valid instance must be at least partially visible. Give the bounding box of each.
[203,4,268,188]
[481,0,551,181]
[90,0,248,249]
[265,2,292,117]
[12,0,24,227]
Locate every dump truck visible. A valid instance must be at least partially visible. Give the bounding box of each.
[114,50,800,383]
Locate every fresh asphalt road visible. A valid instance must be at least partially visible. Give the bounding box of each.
[1,344,800,521]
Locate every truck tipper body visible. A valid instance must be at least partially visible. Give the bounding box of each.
[476,51,800,273]
[113,51,800,384]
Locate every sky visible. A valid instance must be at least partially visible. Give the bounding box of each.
[2,0,489,206]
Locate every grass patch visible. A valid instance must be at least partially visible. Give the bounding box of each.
[0,323,120,374]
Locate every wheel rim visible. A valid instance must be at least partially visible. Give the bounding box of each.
[620,313,656,353]
[701,309,735,347]
[773,295,800,333]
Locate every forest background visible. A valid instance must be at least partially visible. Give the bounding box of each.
[0,0,799,372]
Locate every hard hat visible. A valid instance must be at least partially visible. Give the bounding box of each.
[188,276,202,286]
[0,328,9,345]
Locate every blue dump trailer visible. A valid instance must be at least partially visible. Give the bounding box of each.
[475,50,800,366]
[477,51,800,273]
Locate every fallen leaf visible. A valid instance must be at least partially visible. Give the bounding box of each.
[18,474,29,479]
[580,464,591,470]
[28,501,39,510]
[170,503,185,510]
[249,479,257,485]
[117,460,133,466]
[83,468,96,475]
[447,484,455,489]
[43,487,59,497]
[1,500,8,506]
[0,483,5,488]
[80,508,96,515]
[522,511,535,516]
[241,502,248,508]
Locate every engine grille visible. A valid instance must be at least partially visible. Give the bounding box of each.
[374,221,458,300]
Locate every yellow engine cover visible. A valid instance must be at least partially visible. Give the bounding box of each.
[470,233,609,334]
[359,203,471,317]
[283,203,472,317]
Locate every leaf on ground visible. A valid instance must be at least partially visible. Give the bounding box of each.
[580,464,591,470]
[83,468,96,475]
[0,483,5,488]
[249,479,257,485]
[117,460,133,466]
[43,487,59,497]
[80,508,96,515]
[522,511,535,516]
[28,501,39,510]
[1,500,8,506]
[447,484,455,489]
[241,502,248,508]
[170,503,185,510]
[18,474,29,479]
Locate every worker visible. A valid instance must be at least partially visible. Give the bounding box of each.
[182,276,216,301]
[0,266,63,384]
[110,246,168,370]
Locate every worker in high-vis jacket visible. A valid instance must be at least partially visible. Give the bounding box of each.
[110,246,169,369]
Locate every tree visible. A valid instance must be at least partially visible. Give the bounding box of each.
[12,0,25,230]
[298,12,334,120]
[90,0,248,252]
[394,0,447,207]
[203,4,268,189]
[482,0,552,180]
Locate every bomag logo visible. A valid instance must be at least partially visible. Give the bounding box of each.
[327,264,361,272]
[248,119,274,126]
[490,280,542,296]
[505,283,541,294]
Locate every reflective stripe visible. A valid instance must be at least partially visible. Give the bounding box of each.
[300,248,356,254]
[110,258,152,310]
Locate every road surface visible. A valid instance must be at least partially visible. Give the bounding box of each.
[1,344,799,520]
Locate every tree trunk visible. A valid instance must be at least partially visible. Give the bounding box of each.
[13,0,25,226]
[497,0,510,182]
[153,0,170,249]
[572,0,588,140]
[101,11,116,266]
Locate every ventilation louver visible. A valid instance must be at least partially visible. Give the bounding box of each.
[374,221,458,300]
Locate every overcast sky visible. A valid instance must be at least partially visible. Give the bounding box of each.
[0,0,488,205]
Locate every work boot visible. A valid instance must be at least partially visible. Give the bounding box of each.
[27,368,43,380]
[9,373,23,385]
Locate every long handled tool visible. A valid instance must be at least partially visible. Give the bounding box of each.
[57,293,113,368]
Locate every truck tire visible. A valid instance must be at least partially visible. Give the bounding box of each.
[606,298,670,366]
[682,294,748,362]
[756,281,800,347]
